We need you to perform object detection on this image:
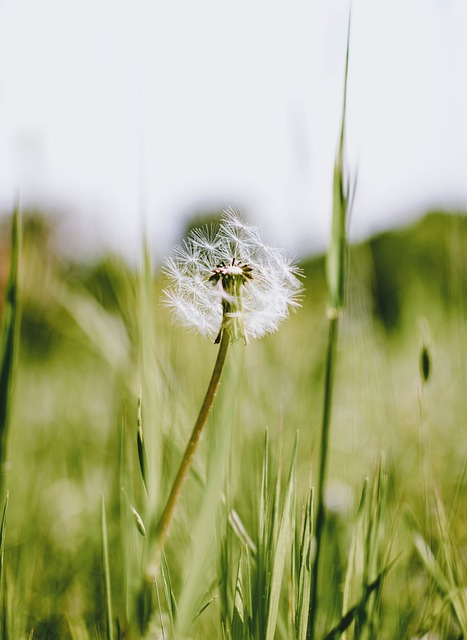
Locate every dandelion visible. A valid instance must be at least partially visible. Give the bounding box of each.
[163,207,303,345]
[151,209,302,560]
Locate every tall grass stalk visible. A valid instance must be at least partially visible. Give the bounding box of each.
[308,15,352,638]
[0,208,20,497]
[308,317,339,638]
[293,488,314,640]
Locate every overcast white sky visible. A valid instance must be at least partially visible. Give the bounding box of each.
[0,0,465,260]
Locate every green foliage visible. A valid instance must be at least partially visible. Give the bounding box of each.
[340,459,396,639]
[412,484,467,637]
[219,433,307,640]
[0,208,465,637]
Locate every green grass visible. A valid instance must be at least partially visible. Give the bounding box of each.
[0,206,465,638]
[0,36,466,632]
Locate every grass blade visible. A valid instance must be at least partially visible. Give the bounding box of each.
[414,519,467,634]
[265,435,297,640]
[342,477,368,625]
[0,208,20,495]
[160,552,177,634]
[0,492,8,639]
[296,489,313,640]
[0,492,8,585]
[322,562,396,640]
[136,388,148,495]
[101,495,114,640]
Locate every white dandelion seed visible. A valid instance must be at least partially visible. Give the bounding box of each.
[163,209,303,343]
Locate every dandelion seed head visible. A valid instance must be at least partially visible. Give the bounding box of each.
[163,209,303,342]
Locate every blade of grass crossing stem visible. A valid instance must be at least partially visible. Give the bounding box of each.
[322,563,395,640]
[265,435,298,640]
[364,460,391,637]
[101,496,114,640]
[0,209,20,495]
[341,478,368,640]
[340,461,392,640]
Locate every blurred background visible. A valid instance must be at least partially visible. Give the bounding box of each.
[0,0,466,260]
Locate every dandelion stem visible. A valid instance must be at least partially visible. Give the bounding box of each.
[153,326,230,557]
[308,314,339,639]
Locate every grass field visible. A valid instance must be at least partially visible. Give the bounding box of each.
[0,205,466,639]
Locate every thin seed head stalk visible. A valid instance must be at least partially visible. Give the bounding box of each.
[149,209,302,573]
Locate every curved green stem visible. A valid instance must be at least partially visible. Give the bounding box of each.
[149,327,230,571]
